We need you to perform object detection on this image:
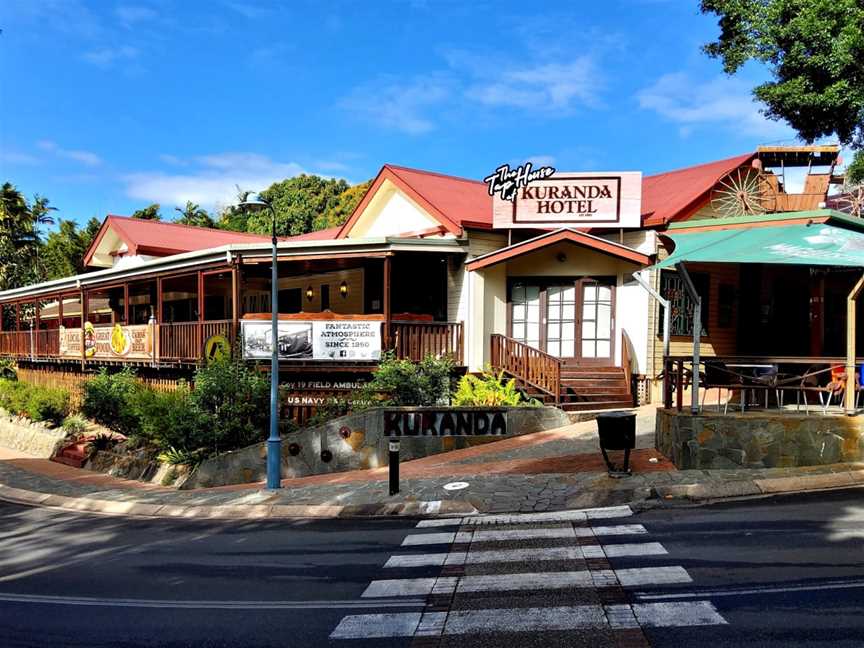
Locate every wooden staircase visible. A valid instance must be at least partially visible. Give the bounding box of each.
[490,334,634,412]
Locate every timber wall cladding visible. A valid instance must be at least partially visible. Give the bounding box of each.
[650,262,741,373]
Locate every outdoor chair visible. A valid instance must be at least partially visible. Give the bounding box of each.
[797,365,846,415]
[700,360,746,414]
[747,365,780,409]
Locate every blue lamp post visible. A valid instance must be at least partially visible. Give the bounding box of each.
[239,193,281,489]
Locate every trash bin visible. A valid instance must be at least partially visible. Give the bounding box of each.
[596,411,636,478]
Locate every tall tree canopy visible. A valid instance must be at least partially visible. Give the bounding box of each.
[245,175,351,237]
[131,203,162,220]
[701,0,864,171]
[174,201,215,228]
[314,180,373,231]
[0,183,56,290]
[41,217,101,280]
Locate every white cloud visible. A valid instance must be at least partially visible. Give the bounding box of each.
[82,46,139,67]
[466,58,599,112]
[0,151,40,166]
[524,155,556,167]
[637,73,796,140]
[115,4,158,26]
[340,76,451,135]
[37,140,102,166]
[123,153,310,208]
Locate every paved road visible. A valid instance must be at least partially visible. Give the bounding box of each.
[0,490,863,646]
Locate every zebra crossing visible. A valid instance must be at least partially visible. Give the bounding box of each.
[330,505,727,641]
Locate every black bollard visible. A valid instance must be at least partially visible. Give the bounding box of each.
[389,439,400,495]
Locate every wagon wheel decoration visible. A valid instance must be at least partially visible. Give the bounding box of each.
[710,168,777,217]
[834,183,864,218]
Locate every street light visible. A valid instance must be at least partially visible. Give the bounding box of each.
[238,193,281,490]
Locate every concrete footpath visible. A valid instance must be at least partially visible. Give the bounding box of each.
[0,405,863,520]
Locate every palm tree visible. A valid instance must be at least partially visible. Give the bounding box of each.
[174,201,214,228]
[0,184,56,290]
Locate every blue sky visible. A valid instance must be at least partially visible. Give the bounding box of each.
[1,0,820,226]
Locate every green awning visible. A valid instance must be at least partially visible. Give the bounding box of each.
[655,223,864,269]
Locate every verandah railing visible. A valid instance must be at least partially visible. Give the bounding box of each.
[490,333,561,403]
[390,321,464,364]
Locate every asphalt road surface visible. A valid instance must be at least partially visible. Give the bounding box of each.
[0,489,863,647]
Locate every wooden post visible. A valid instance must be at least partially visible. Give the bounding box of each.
[156,277,163,323]
[845,272,864,414]
[123,283,129,324]
[383,255,392,351]
[197,271,205,359]
[676,263,701,415]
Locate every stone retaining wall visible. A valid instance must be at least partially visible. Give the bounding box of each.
[182,405,570,490]
[656,408,864,470]
[0,408,67,458]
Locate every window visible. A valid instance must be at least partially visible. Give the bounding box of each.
[321,284,330,311]
[659,271,709,337]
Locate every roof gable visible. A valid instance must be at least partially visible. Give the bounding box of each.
[337,164,492,239]
[641,153,755,227]
[83,215,274,268]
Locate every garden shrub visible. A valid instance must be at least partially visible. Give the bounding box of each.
[0,379,30,416]
[452,368,532,407]
[26,386,70,424]
[366,353,454,407]
[135,384,211,453]
[191,357,269,452]
[0,359,16,381]
[81,368,143,436]
[61,414,88,438]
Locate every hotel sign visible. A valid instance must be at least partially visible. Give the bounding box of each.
[490,166,642,229]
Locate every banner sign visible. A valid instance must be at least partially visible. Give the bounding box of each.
[241,320,381,361]
[492,170,642,229]
[59,323,155,361]
[383,409,508,436]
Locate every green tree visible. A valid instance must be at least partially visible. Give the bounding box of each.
[41,218,100,280]
[215,186,253,233]
[0,183,56,290]
[846,152,864,184]
[174,201,215,228]
[246,175,350,237]
[700,0,864,148]
[313,179,373,230]
[131,203,162,220]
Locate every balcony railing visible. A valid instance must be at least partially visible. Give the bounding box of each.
[0,319,465,366]
[390,321,464,364]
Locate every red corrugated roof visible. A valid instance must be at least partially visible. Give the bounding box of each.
[84,215,275,266]
[283,226,343,241]
[385,164,493,228]
[641,153,756,227]
[337,164,492,238]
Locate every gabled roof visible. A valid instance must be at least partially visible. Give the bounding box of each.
[641,153,756,227]
[466,228,652,272]
[337,164,492,238]
[83,215,274,267]
[283,226,343,242]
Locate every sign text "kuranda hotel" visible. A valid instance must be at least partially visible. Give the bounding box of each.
[492,169,642,229]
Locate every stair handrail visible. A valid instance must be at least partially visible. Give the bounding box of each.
[490,334,561,404]
[621,329,634,406]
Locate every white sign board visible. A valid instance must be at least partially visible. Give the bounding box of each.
[493,171,642,229]
[241,320,381,361]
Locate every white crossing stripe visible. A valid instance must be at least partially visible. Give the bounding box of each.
[401,532,455,546]
[385,553,448,568]
[444,605,606,634]
[601,542,669,558]
[632,601,728,627]
[330,612,422,639]
[582,524,648,537]
[457,571,592,593]
[385,545,584,568]
[471,526,575,542]
[610,566,693,587]
[362,577,458,598]
[584,505,634,520]
[415,518,462,528]
[330,601,727,638]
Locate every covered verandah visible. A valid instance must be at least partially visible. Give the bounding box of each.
[653,210,864,417]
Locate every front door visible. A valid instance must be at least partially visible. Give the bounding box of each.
[509,278,615,363]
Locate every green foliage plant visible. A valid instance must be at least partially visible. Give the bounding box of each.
[81,368,143,436]
[26,386,70,424]
[365,352,454,407]
[452,368,524,407]
[61,414,88,438]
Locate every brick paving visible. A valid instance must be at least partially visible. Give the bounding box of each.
[2,406,863,515]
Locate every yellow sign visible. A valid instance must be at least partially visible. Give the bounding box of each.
[204,334,231,364]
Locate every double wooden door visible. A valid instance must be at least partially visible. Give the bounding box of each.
[509,278,615,363]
